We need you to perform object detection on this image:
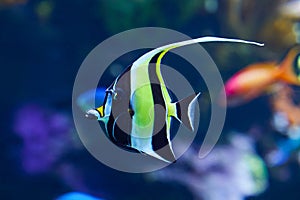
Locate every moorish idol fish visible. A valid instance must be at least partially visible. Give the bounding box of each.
[224,46,300,107]
[86,36,263,163]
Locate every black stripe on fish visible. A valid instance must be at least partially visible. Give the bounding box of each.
[151,122,176,162]
[108,63,133,119]
[149,52,161,64]
[104,63,139,152]
[148,53,175,161]
[176,101,181,120]
[95,63,140,153]
[148,56,166,108]
[106,113,116,142]
[105,113,138,153]
[101,91,109,117]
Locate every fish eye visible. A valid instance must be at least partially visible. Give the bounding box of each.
[293,53,300,80]
[128,108,134,117]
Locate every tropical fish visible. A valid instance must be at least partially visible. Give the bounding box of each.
[224,46,300,106]
[86,36,263,162]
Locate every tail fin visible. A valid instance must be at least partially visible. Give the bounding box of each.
[175,93,200,131]
[278,46,300,85]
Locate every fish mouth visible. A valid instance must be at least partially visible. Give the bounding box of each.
[85,109,100,120]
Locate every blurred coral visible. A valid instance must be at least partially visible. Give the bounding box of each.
[149,133,268,200]
[271,84,300,134]
[279,0,300,20]
[222,0,297,51]
[13,103,78,174]
[265,84,300,167]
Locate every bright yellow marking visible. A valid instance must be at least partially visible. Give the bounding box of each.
[155,47,178,135]
[156,47,176,105]
[96,106,104,117]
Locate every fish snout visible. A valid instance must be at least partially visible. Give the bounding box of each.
[85,109,100,120]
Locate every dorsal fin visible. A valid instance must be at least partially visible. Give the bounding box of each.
[133,36,264,68]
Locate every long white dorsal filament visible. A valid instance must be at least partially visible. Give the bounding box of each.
[133,36,264,67]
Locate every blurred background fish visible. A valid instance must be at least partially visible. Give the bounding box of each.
[223,46,300,106]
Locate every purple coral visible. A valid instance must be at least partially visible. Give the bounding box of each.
[13,103,74,174]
